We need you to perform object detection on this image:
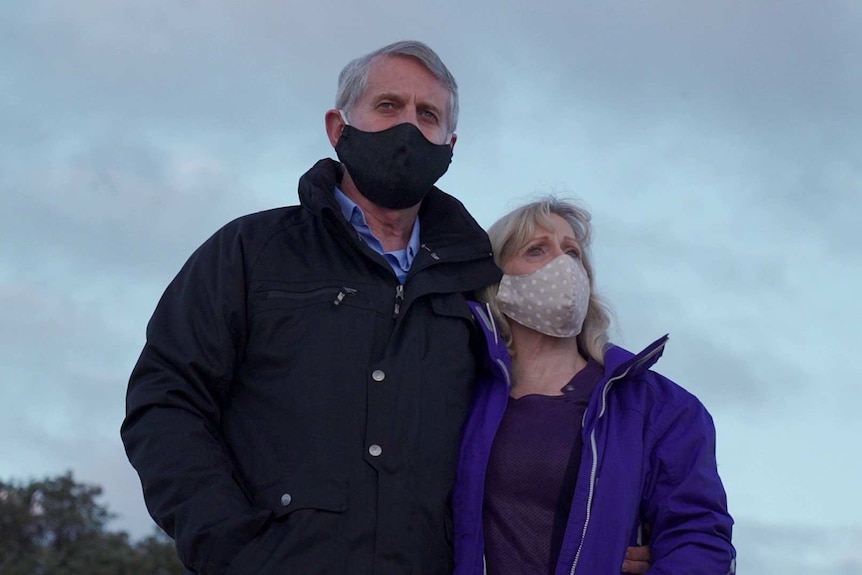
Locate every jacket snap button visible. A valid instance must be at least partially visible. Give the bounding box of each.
[372,370,385,382]
[368,444,382,457]
[280,493,292,507]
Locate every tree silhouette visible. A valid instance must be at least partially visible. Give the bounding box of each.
[0,471,184,575]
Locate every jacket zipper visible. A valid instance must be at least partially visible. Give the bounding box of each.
[569,342,667,575]
[393,284,404,319]
[421,243,440,260]
[332,287,357,306]
[267,287,347,301]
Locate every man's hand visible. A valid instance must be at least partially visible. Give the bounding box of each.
[621,545,651,574]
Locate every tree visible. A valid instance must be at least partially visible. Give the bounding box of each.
[0,472,184,575]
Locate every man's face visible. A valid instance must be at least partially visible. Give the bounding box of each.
[348,55,453,145]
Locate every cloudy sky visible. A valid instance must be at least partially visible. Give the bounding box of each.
[2,1,860,573]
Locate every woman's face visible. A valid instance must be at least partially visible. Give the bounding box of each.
[502,214,582,276]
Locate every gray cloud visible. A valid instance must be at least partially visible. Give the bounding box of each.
[735,518,862,575]
[2,137,244,280]
[2,0,860,553]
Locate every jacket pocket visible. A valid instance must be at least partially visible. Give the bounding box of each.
[252,474,348,517]
[226,475,348,574]
[249,280,376,316]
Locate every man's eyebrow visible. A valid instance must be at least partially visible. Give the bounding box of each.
[372,91,406,102]
[416,100,443,118]
[418,100,443,114]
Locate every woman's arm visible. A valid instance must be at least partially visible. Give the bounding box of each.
[641,394,736,574]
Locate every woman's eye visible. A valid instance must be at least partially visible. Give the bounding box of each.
[567,249,581,258]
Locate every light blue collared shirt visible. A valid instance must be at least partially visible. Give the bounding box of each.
[334,187,421,284]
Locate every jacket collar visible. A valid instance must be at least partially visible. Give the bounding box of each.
[468,298,669,386]
[468,301,512,385]
[297,158,496,262]
[297,158,345,217]
[603,335,669,381]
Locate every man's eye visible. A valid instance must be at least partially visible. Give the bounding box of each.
[421,110,439,122]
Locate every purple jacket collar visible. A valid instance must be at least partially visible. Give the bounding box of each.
[467,300,669,387]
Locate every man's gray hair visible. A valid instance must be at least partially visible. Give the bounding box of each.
[335,40,459,135]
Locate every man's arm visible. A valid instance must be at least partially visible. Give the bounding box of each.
[121,226,270,573]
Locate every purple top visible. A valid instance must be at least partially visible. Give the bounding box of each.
[482,360,603,574]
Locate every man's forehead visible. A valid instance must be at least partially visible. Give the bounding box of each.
[365,55,446,94]
[368,53,425,73]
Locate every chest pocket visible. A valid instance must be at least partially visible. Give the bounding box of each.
[249,280,378,316]
[243,280,385,398]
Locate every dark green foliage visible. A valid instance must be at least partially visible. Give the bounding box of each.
[0,472,184,575]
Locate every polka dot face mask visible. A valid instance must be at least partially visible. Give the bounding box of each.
[495,254,590,338]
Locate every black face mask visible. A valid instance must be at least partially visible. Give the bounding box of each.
[335,122,453,210]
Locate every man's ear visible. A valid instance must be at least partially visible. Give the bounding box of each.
[448,132,457,151]
[325,109,346,147]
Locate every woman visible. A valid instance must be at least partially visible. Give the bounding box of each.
[453,198,735,574]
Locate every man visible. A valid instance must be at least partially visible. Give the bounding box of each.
[122,41,501,574]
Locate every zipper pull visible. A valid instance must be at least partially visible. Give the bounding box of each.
[420,243,440,260]
[333,287,357,306]
[393,284,404,319]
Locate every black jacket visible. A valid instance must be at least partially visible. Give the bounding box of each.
[122,159,502,574]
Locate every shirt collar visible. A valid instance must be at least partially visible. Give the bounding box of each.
[334,186,421,260]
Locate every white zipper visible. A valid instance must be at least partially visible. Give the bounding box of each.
[569,342,666,574]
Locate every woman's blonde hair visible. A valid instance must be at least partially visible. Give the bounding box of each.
[479,196,614,364]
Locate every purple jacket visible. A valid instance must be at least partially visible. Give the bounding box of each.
[454,303,736,574]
